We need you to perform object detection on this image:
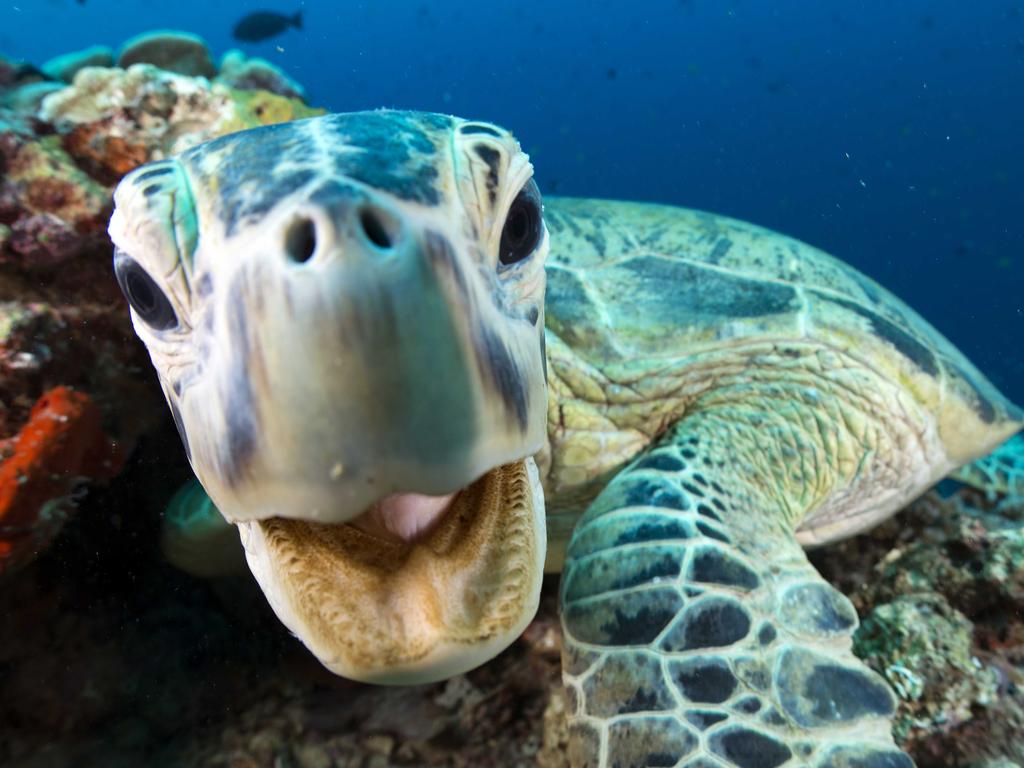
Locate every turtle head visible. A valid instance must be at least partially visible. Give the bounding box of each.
[109,111,549,682]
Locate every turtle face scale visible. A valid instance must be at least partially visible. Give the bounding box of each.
[109,111,550,682]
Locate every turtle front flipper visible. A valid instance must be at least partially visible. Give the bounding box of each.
[160,479,248,578]
[560,416,913,768]
[950,431,1024,497]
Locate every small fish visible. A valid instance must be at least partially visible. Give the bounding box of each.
[232,10,303,43]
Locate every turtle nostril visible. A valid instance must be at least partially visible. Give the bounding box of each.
[285,216,317,263]
[358,205,396,250]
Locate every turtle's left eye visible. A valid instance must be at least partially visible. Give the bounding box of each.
[498,179,543,268]
[114,252,178,331]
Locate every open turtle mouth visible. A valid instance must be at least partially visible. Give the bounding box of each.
[236,457,546,684]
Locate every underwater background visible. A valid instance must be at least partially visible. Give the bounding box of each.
[3,2,1024,767]
[4,0,1023,400]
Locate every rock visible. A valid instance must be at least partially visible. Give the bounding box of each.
[0,81,64,113]
[5,212,83,267]
[0,57,50,90]
[538,686,571,768]
[292,743,332,768]
[117,30,216,78]
[0,55,17,89]
[0,123,112,285]
[41,45,114,83]
[854,593,1000,742]
[218,49,307,102]
[0,61,52,140]
[816,488,1024,765]
[0,128,112,255]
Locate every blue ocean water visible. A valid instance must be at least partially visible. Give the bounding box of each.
[4,0,1022,401]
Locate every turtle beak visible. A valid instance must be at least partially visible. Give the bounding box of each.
[183,184,547,530]
[112,112,551,686]
[175,182,549,683]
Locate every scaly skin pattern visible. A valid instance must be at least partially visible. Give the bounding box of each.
[110,111,552,682]
[110,112,548,530]
[110,113,1024,767]
[562,370,919,767]
[539,196,1022,566]
[539,197,1022,766]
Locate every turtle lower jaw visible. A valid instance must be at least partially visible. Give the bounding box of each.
[236,456,547,684]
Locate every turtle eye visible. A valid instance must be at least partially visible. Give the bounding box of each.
[498,179,543,269]
[114,252,178,331]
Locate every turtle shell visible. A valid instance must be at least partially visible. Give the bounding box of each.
[542,197,1022,463]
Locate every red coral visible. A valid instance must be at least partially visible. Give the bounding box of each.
[0,386,124,576]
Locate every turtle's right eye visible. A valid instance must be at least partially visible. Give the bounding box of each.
[114,252,178,331]
[498,179,543,269]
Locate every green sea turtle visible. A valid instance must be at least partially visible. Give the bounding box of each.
[108,110,1024,768]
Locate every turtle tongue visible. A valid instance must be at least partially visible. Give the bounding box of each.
[348,491,457,542]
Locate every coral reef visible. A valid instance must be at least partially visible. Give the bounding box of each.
[117,30,216,79]
[0,430,564,767]
[0,34,321,576]
[41,45,115,84]
[813,487,1024,766]
[0,33,1020,768]
[39,62,321,182]
[0,386,121,575]
[219,49,308,101]
[1,456,1021,767]
[855,595,999,741]
[0,54,47,92]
